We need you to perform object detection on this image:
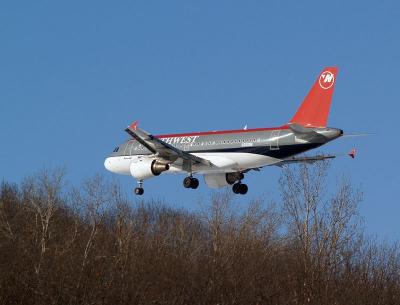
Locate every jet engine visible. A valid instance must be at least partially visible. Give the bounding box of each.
[204,172,244,188]
[130,159,170,180]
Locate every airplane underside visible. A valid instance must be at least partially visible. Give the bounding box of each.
[105,152,275,195]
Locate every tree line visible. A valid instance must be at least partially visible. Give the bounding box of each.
[1,163,399,305]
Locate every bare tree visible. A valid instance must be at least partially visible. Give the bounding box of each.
[1,167,400,305]
[21,168,65,275]
[71,174,112,300]
[0,183,18,242]
[280,162,363,304]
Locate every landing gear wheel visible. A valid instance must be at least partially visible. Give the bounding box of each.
[190,178,199,189]
[232,183,241,194]
[183,177,193,188]
[183,177,199,189]
[134,187,144,195]
[232,183,248,195]
[239,184,248,195]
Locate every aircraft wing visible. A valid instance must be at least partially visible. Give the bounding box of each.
[125,121,213,170]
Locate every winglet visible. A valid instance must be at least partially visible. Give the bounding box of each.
[129,120,139,130]
[348,148,356,159]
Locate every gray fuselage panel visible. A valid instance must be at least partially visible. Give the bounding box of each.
[110,127,341,160]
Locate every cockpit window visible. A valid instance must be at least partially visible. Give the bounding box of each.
[113,147,119,152]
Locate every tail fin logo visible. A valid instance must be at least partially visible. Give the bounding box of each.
[319,71,335,89]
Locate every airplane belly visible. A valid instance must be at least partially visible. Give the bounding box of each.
[191,152,281,173]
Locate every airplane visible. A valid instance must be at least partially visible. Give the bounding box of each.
[104,66,353,195]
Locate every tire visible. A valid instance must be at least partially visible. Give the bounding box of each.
[134,187,144,195]
[239,184,248,195]
[190,178,199,189]
[183,177,192,188]
[232,183,241,194]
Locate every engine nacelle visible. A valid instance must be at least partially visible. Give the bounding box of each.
[204,172,244,188]
[130,159,170,180]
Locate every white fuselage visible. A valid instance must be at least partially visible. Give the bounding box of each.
[104,152,281,176]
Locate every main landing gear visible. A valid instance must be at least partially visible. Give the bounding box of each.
[135,174,248,195]
[183,176,199,189]
[134,180,144,195]
[232,182,248,195]
[227,172,248,195]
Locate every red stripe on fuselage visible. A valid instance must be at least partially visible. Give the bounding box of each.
[155,125,289,138]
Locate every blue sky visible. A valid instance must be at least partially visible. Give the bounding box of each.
[1,1,399,239]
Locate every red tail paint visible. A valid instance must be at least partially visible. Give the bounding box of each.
[289,67,338,127]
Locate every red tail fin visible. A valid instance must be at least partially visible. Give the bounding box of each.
[289,67,338,127]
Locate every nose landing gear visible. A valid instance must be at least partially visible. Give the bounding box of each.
[134,180,144,195]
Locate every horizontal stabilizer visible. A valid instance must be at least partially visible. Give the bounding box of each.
[277,154,336,166]
[341,132,374,138]
[288,123,316,134]
[274,148,356,167]
[288,122,327,142]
